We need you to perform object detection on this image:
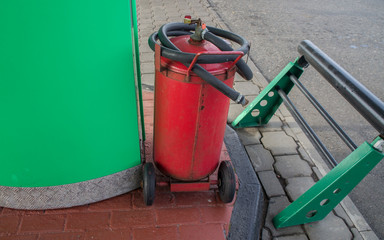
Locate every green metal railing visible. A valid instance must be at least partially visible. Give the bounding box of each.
[233,40,384,228]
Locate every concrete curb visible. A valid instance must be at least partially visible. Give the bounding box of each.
[224,126,265,240]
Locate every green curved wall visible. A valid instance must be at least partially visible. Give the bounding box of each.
[0,0,142,187]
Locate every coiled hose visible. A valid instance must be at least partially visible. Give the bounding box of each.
[148,23,253,105]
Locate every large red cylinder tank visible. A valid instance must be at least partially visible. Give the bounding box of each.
[153,35,238,181]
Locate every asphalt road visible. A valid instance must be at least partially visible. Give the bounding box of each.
[207,0,384,237]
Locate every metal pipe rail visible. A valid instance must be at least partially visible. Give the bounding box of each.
[276,86,339,167]
[298,40,384,135]
[289,74,358,151]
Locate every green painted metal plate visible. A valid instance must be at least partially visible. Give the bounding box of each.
[232,58,303,128]
[0,0,141,187]
[273,137,384,228]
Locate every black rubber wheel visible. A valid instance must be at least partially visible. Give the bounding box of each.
[218,161,236,203]
[143,162,156,206]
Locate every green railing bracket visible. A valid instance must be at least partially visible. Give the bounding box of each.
[231,57,304,128]
[273,136,384,228]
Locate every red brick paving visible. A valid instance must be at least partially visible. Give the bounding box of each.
[0,91,235,240]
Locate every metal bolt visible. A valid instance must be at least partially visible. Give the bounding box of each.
[373,139,384,152]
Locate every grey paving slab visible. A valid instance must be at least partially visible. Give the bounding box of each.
[297,145,315,166]
[140,52,154,63]
[274,155,313,179]
[262,228,272,240]
[233,81,260,96]
[227,104,244,124]
[285,177,315,201]
[273,234,308,240]
[245,144,275,172]
[304,212,353,240]
[140,62,155,74]
[261,131,298,156]
[236,128,261,145]
[234,72,248,82]
[282,125,299,142]
[257,171,285,198]
[138,41,154,53]
[259,115,284,132]
[227,95,257,123]
[265,196,304,237]
[333,204,354,228]
[141,73,155,88]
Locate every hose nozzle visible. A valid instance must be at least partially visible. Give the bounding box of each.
[236,94,249,106]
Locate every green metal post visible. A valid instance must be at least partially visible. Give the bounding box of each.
[273,136,384,228]
[231,58,304,128]
[131,0,146,141]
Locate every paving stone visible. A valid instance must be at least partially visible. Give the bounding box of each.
[179,224,225,240]
[304,212,353,240]
[257,171,285,198]
[262,228,272,240]
[20,214,66,233]
[282,125,299,142]
[141,73,155,87]
[261,131,298,156]
[284,116,302,135]
[227,102,246,124]
[236,127,261,145]
[274,155,313,179]
[233,81,260,96]
[141,62,155,74]
[351,228,363,240]
[67,212,110,230]
[139,41,154,53]
[153,15,168,21]
[285,177,315,201]
[245,144,274,172]
[265,196,304,237]
[259,115,283,132]
[273,234,308,240]
[297,145,315,165]
[140,52,155,63]
[277,105,292,118]
[133,226,178,240]
[156,208,201,225]
[333,204,354,228]
[234,72,248,82]
[227,95,257,123]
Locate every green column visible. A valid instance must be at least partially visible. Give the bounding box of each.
[0,0,142,188]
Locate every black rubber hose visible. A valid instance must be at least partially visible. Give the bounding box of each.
[157,23,247,104]
[148,32,240,64]
[204,31,252,80]
[149,23,252,67]
[151,22,252,105]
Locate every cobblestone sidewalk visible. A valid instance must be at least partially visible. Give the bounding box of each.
[136,0,379,239]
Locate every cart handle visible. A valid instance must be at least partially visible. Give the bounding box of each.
[186,51,244,78]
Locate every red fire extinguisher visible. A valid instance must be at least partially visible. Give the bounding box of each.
[143,18,252,206]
